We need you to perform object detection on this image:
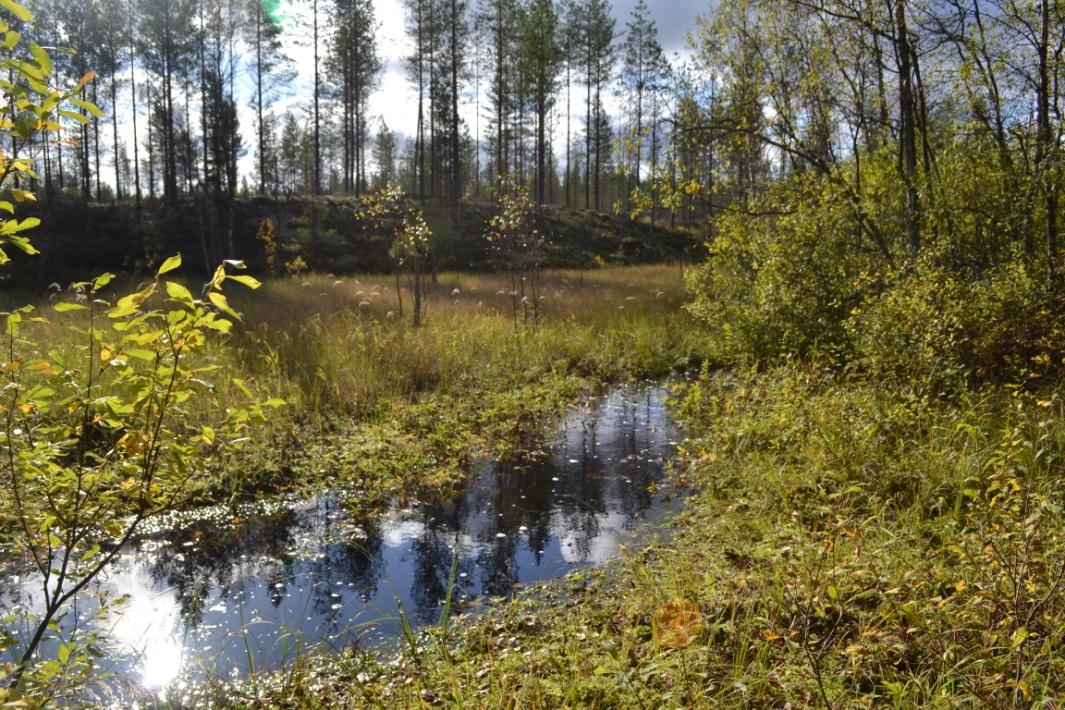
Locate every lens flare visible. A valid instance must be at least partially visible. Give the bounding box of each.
[261,0,287,29]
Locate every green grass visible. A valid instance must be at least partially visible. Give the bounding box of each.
[228,265,698,413]
[196,265,706,509]
[12,263,1065,707]
[205,364,1065,708]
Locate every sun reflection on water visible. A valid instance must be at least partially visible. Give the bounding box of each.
[103,567,185,690]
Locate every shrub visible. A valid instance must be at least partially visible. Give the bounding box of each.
[847,258,1065,394]
[0,8,278,701]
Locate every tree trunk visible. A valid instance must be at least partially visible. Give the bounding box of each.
[129,0,141,213]
[894,0,920,257]
[1037,0,1057,277]
[450,0,461,208]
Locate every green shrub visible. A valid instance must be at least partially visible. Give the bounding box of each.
[685,166,893,364]
[847,258,1065,394]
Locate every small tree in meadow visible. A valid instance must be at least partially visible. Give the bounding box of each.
[359,184,432,327]
[486,184,547,326]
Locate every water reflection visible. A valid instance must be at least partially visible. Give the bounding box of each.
[0,380,679,695]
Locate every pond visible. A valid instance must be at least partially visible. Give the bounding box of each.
[1,379,683,702]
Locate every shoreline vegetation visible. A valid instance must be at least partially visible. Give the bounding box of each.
[205,355,1065,710]
[212,265,707,514]
[1,265,704,528]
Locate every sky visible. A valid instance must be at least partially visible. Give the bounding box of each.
[238,0,711,179]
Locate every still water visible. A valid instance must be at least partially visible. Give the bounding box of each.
[1,380,682,698]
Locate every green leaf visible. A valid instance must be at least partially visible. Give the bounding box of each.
[0,0,31,23]
[1,216,39,233]
[208,291,240,319]
[52,302,87,313]
[107,284,155,318]
[28,42,50,76]
[165,281,193,303]
[157,254,181,276]
[103,398,134,416]
[231,378,253,398]
[6,234,38,255]
[70,97,103,118]
[58,109,89,125]
[93,273,115,291]
[202,318,233,334]
[125,348,155,361]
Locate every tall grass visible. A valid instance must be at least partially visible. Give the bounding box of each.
[226,265,702,417]
[0,265,703,501]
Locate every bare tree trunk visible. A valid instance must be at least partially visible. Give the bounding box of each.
[1037,0,1057,278]
[450,0,461,209]
[256,8,266,194]
[894,0,920,257]
[129,1,142,214]
[110,68,121,201]
[313,0,322,196]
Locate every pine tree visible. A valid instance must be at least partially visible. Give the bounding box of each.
[331,0,381,196]
[577,0,614,210]
[521,0,562,205]
[619,0,666,204]
[372,120,397,189]
[139,0,197,204]
[246,0,290,194]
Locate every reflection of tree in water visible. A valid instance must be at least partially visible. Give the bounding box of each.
[612,390,663,522]
[139,495,389,631]
[553,407,609,562]
[304,536,384,630]
[1,382,681,687]
[144,508,301,627]
[408,482,475,621]
[294,498,381,621]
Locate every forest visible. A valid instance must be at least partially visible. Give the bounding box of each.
[2,0,1065,707]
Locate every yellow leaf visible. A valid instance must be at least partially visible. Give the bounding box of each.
[652,599,704,649]
[157,254,181,276]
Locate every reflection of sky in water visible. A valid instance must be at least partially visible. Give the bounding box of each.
[0,380,681,700]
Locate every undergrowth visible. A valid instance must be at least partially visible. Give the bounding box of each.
[211,364,1065,708]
